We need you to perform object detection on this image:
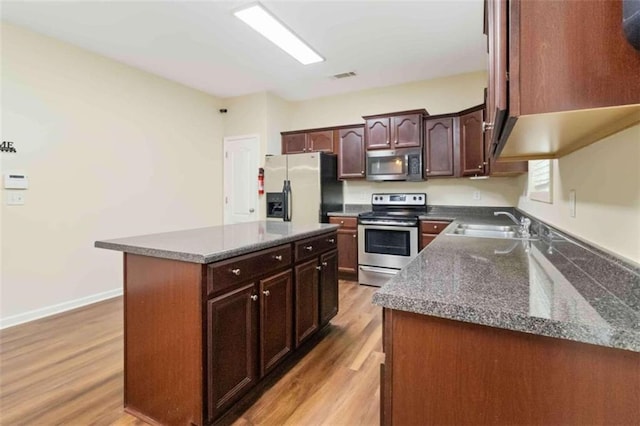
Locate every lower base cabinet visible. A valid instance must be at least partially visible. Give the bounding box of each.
[382,308,640,425]
[122,231,339,425]
[294,259,320,347]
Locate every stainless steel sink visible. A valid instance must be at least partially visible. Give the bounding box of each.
[446,223,537,240]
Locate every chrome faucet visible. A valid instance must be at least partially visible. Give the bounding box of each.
[494,211,531,238]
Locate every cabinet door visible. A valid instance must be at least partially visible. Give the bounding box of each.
[294,259,319,347]
[307,130,334,153]
[460,109,487,176]
[365,118,391,150]
[392,114,422,148]
[259,270,293,377]
[338,127,365,179]
[424,118,455,177]
[282,133,307,154]
[336,228,358,275]
[319,250,339,326]
[486,0,509,155]
[207,283,257,422]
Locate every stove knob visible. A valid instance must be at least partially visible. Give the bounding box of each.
[413,196,417,201]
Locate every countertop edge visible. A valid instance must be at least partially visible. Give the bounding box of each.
[371,292,638,353]
[95,226,339,264]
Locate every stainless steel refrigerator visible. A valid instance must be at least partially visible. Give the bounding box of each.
[264,152,343,224]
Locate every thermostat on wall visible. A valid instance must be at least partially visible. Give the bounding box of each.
[4,173,29,189]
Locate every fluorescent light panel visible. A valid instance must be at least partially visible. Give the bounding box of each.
[234,4,324,65]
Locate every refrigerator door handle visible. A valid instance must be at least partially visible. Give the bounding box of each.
[282,185,289,222]
[286,180,293,221]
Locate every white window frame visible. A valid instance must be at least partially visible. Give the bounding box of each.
[528,159,553,203]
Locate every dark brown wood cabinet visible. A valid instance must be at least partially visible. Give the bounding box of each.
[382,309,640,425]
[329,216,358,278]
[459,107,487,176]
[120,230,339,425]
[424,117,456,177]
[207,283,258,422]
[294,258,320,347]
[485,0,640,160]
[338,126,365,179]
[259,270,293,377]
[419,220,451,250]
[363,110,427,150]
[282,132,308,154]
[319,250,339,326]
[281,130,334,154]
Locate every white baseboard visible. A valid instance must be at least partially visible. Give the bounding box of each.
[0,288,123,330]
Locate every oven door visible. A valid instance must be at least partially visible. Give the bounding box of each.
[358,224,418,269]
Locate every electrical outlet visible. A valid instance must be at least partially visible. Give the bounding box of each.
[569,190,576,217]
[472,191,481,201]
[7,191,25,205]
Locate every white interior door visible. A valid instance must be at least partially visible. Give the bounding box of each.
[224,135,260,224]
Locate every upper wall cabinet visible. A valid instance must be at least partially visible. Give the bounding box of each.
[485,0,640,161]
[363,110,427,150]
[459,107,487,176]
[424,117,456,177]
[338,125,365,180]
[281,130,335,154]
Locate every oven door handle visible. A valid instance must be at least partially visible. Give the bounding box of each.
[358,223,418,230]
[359,265,399,275]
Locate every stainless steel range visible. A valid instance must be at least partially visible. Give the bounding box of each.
[358,193,427,287]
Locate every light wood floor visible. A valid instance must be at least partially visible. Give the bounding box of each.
[0,280,382,425]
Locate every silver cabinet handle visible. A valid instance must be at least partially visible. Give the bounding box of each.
[274,255,283,261]
[263,290,270,296]
[426,169,430,172]
[433,225,438,229]
[327,238,335,244]
[250,294,258,301]
[361,170,365,174]
[353,234,357,238]
[231,268,241,276]
[482,122,494,132]
[322,261,328,267]
[478,165,483,169]
[316,265,322,271]
[386,140,390,145]
[340,220,344,224]
[304,245,313,251]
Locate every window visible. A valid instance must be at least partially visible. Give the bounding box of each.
[528,159,553,203]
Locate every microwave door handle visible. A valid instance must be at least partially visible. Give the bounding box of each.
[405,153,410,177]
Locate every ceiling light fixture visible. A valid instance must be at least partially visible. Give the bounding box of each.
[234,3,324,65]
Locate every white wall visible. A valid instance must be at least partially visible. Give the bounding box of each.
[1,24,224,327]
[517,125,640,263]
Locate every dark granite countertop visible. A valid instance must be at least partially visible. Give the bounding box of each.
[372,208,640,352]
[95,221,338,264]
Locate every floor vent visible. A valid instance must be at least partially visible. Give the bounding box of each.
[332,71,357,79]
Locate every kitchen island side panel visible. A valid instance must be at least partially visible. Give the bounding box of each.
[124,253,204,426]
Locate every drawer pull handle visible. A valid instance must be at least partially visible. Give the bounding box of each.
[274,255,283,261]
[328,238,335,244]
[316,265,322,271]
[434,225,438,229]
[263,290,270,296]
[340,220,344,224]
[250,294,258,301]
[322,261,328,267]
[304,245,313,251]
[231,268,241,276]
[353,234,357,238]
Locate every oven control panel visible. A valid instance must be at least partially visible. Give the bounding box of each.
[371,193,426,206]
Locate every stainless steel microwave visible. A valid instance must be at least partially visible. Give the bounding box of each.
[365,147,423,181]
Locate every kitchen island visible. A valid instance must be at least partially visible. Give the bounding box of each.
[373,209,640,425]
[96,221,339,425]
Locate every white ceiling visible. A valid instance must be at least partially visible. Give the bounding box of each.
[1,0,487,101]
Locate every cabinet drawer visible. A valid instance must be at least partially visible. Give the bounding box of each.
[329,216,358,229]
[294,232,338,262]
[207,244,292,297]
[420,221,450,235]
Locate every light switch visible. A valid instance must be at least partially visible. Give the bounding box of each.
[7,191,25,205]
[569,190,576,218]
[473,191,481,200]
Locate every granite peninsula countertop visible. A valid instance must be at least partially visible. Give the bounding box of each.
[372,208,640,352]
[95,221,338,264]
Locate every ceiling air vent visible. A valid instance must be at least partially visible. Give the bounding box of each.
[332,71,357,79]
